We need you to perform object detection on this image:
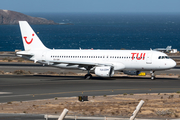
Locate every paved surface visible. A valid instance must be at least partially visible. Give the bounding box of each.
[0,114,45,120]
[0,75,180,103]
[0,62,85,73]
[0,114,116,120]
[0,62,180,103]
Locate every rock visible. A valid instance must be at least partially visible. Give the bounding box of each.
[0,9,57,25]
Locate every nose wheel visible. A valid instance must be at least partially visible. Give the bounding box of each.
[150,71,155,80]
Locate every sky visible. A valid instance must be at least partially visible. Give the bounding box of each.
[1,0,180,13]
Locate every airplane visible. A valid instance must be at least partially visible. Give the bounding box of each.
[16,21,176,80]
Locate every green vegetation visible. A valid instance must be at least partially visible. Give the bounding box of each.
[176,91,180,94]
[123,93,127,95]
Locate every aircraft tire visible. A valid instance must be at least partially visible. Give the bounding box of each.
[85,74,92,79]
[151,76,155,80]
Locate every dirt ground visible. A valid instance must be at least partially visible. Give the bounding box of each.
[0,93,180,119]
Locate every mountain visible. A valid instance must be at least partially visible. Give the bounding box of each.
[0,9,57,25]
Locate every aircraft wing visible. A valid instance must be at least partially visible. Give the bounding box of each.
[46,60,113,67]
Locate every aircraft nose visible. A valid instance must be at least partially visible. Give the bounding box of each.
[169,60,176,68]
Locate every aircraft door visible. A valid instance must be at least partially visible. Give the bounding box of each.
[146,53,152,64]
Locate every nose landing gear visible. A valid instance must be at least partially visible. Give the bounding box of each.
[150,71,155,80]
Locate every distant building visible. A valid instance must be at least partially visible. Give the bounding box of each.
[170,49,178,53]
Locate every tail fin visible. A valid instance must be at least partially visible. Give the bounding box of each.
[19,21,48,51]
[166,46,172,50]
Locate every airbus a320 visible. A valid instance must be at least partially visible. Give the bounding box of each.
[16,21,176,80]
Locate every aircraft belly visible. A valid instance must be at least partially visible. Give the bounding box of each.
[54,64,79,69]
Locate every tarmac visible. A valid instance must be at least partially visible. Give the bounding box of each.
[0,62,180,103]
[0,74,180,103]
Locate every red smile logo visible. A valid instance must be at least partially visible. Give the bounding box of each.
[24,34,34,44]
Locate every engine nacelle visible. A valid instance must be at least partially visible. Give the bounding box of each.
[95,66,114,77]
[123,70,140,75]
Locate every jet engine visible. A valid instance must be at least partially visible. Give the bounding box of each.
[123,70,140,75]
[95,66,114,77]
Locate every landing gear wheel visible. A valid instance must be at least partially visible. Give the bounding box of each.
[151,76,155,80]
[84,74,92,79]
[150,71,156,80]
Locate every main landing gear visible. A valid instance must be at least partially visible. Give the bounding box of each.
[150,71,155,80]
[84,74,92,79]
[84,70,92,79]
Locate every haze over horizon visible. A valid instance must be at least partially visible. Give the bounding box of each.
[1,0,180,14]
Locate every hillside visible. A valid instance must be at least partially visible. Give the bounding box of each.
[0,9,57,25]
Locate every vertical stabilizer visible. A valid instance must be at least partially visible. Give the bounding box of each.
[19,21,48,51]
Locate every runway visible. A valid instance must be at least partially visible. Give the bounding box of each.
[0,75,180,103]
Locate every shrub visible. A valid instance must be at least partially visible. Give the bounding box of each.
[7,101,12,104]
[123,93,127,95]
[0,70,4,74]
[13,70,31,75]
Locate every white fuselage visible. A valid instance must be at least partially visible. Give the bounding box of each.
[30,49,176,71]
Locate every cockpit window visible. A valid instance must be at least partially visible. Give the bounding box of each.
[158,56,170,59]
[165,56,170,59]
